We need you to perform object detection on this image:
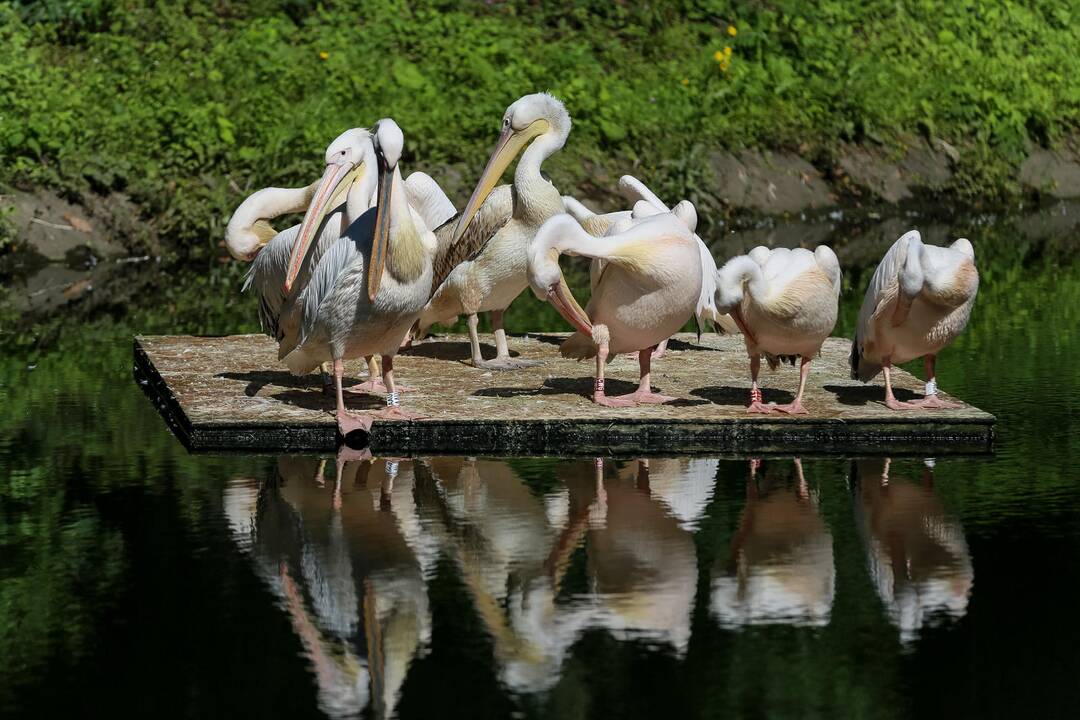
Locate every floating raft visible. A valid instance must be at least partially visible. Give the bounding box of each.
[134,333,994,455]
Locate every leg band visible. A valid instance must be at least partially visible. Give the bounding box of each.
[924,378,937,396]
[594,377,604,394]
[750,386,763,404]
[386,391,401,407]
[385,460,399,478]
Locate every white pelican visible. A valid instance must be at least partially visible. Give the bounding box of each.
[282,119,437,437]
[416,93,571,370]
[850,230,978,410]
[227,129,454,392]
[565,174,737,347]
[715,244,841,414]
[226,128,374,385]
[528,212,701,407]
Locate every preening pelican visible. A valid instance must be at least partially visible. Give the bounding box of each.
[850,230,978,410]
[528,213,701,407]
[716,245,841,414]
[227,128,375,384]
[282,119,437,437]
[417,93,571,370]
[566,174,737,349]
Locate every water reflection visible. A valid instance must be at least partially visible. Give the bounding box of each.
[226,454,434,718]
[852,458,973,643]
[710,458,835,627]
[416,457,700,693]
[221,453,978,715]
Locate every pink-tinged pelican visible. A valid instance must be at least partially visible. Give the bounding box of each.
[565,174,737,349]
[416,93,571,370]
[527,212,701,407]
[850,230,978,410]
[716,245,841,414]
[282,119,437,437]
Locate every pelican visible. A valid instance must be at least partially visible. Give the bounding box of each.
[715,244,841,414]
[850,230,978,410]
[227,129,454,392]
[528,212,701,407]
[564,174,737,348]
[226,128,373,386]
[416,93,571,370]
[282,119,437,436]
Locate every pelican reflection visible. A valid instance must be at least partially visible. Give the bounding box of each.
[225,454,433,719]
[710,458,835,627]
[415,457,701,694]
[853,457,973,643]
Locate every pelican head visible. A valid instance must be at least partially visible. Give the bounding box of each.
[283,127,374,293]
[367,118,405,302]
[454,92,571,243]
[527,214,592,335]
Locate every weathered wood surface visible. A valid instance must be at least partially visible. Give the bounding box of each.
[134,333,994,454]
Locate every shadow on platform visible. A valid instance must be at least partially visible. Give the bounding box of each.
[823,384,919,406]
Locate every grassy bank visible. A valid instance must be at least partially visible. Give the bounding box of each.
[2,0,1079,260]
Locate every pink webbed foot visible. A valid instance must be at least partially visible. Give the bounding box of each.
[594,393,639,408]
[337,409,374,438]
[771,400,809,415]
[911,394,962,410]
[627,390,677,405]
[345,378,415,394]
[884,397,921,410]
[746,401,775,414]
[370,406,426,422]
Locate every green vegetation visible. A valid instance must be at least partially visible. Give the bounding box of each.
[2,0,1079,261]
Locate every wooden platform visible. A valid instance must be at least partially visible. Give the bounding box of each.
[134,333,994,455]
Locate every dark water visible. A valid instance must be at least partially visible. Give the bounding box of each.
[2,219,1080,718]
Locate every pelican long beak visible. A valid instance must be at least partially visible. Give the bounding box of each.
[283,160,362,294]
[547,275,591,336]
[368,153,394,303]
[730,305,758,347]
[453,119,550,243]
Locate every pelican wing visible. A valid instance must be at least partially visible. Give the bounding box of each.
[296,233,364,347]
[855,232,916,350]
[405,172,457,231]
[429,184,513,296]
[562,195,632,238]
[618,175,667,210]
[243,226,298,339]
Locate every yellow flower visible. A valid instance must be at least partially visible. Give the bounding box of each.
[713,50,724,62]
[728,24,737,36]
[681,77,690,86]
[724,46,733,56]
[319,51,329,60]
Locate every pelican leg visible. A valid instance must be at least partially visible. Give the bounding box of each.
[370,354,425,421]
[622,349,676,404]
[883,358,920,410]
[651,338,669,360]
[772,356,811,415]
[333,358,374,438]
[910,355,961,409]
[473,310,540,370]
[345,355,413,394]
[320,363,334,396]
[746,354,773,413]
[593,342,637,407]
